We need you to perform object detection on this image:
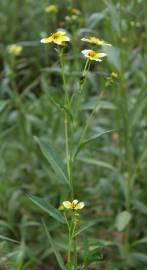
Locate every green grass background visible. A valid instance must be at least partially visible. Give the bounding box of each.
[0,0,147,269]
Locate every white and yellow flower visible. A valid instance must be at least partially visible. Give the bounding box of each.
[63,199,85,210]
[81,36,111,46]
[45,5,58,13]
[40,31,70,45]
[81,49,107,62]
[8,44,23,56]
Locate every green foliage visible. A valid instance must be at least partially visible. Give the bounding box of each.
[115,211,132,231]
[0,0,147,269]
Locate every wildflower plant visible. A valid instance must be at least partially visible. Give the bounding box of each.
[28,25,112,270]
[1,1,146,270]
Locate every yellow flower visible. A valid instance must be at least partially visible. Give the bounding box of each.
[40,31,70,45]
[81,49,107,62]
[71,8,81,15]
[45,5,58,13]
[8,44,23,56]
[81,36,111,46]
[111,72,118,78]
[63,199,85,210]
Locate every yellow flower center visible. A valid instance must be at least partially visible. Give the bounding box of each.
[72,201,78,208]
[88,50,97,58]
[52,32,61,40]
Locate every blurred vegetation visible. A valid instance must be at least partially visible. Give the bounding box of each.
[0,0,147,269]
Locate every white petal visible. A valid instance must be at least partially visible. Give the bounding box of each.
[40,38,46,43]
[98,53,107,57]
[94,59,102,62]
[81,49,90,57]
[72,199,79,205]
[75,202,85,209]
[104,43,112,46]
[64,36,70,41]
[81,38,88,41]
[63,201,72,209]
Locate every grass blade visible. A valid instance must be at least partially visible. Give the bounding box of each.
[42,219,65,270]
[28,195,65,224]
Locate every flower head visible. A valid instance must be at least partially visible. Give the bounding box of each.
[81,36,111,46]
[45,5,58,13]
[63,199,85,210]
[111,72,118,78]
[8,44,23,56]
[40,31,70,45]
[81,49,107,62]
[71,8,81,15]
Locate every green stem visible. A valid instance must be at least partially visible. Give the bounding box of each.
[64,113,74,199]
[67,229,72,268]
[74,59,90,116]
[74,91,104,159]
[119,4,133,269]
[58,48,70,107]
[58,47,74,199]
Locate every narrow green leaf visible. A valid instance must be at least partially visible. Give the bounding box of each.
[74,220,99,237]
[77,157,114,170]
[34,137,68,184]
[0,235,19,244]
[87,10,107,29]
[132,237,147,247]
[133,200,147,215]
[130,252,147,263]
[75,129,115,156]
[0,100,8,112]
[42,220,65,270]
[28,195,65,224]
[115,211,132,231]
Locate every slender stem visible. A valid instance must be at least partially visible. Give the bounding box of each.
[58,47,74,199]
[64,212,70,231]
[119,4,133,269]
[64,114,74,198]
[74,59,90,116]
[74,91,104,158]
[74,237,77,270]
[67,230,72,270]
[58,48,70,107]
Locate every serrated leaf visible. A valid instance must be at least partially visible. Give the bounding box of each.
[42,220,65,270]
[34,137,68,184]
[115,211,132,231]
[28,195,65,224]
